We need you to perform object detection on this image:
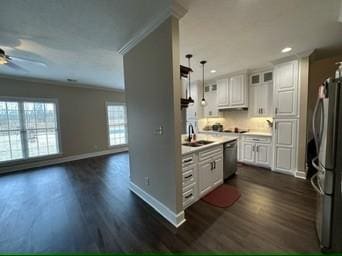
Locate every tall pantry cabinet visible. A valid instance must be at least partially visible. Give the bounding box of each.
[272,60,299,175]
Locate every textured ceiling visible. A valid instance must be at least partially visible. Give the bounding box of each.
[1,0,342,90]
[179,0,342,81]
[0,0,170,90]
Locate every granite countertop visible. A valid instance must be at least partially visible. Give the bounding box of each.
[199,130,272,137]
[181,134,238,155]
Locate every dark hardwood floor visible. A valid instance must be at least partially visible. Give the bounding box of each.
[0,153,319,252]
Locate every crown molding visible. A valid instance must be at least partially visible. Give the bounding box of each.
[118,0,187,55]
[0,74,125,93]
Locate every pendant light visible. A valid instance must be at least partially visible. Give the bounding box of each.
[200,60,207,106]
[185,54,194,105]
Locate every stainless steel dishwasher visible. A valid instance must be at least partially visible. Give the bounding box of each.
[223,140,237,179]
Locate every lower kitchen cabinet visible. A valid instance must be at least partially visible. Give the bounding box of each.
[198,160,213,197]
[272,119,297,174]
[241,135,272,168]
[182,145,224,209]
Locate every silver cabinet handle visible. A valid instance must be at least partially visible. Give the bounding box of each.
[184,193,193,199]
[184,174,193,179]
[275,107,278,114]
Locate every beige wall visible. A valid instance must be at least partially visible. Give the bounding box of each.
[0,76,126,170]
[123,17,183,215]
[307,54,342,141]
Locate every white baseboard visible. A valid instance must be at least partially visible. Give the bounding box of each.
[295,170,307,180]
[129,181,186,228]
[272,168,296,177]
[0,146,129,174]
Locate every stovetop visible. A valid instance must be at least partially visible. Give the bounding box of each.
[223,129,249,134]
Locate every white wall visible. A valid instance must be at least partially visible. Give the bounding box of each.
[123,17,183,223]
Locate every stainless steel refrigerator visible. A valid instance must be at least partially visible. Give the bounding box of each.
[312,77,342,252]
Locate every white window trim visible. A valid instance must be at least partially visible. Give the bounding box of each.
[0,96,63,166]
[105,102,128,148]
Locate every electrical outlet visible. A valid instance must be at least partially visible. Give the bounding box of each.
[144,177,150,186]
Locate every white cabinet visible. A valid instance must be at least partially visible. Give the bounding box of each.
[230,74,247,107]
[204,84,221,117]
[217,73,248,109]
[186,81,203,121]
[212,155,223,187]
[242,141,255,164]
[249,70,273,117]
[255,144,272,166]
[198,145,223,197]
[217,79,229,106]
[273,60,298,118]
[198,161,213,197]
[241,136,272,168]
[272,119,297,175]
[182,146,223,209]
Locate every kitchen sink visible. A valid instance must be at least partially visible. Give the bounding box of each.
[182,140,214,147]
[196,140,214,145]
[182,142,202,147]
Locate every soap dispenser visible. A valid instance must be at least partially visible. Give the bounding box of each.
[335,61,342,79]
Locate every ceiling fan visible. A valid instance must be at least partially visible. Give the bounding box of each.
[0,48,47,71]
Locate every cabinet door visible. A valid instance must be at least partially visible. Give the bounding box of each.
[272,119,297,174]
[274,61,298,118]
[259,84,272,116]
[230,74,246,106]
[186,81,201,120]
[217,79,229,107]
[242,142,255,163]
[198,160,213,197]
[212,155,223,187]
[255,143,271,167]
[248,85,259,116]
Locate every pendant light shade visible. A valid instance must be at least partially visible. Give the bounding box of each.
[185,54,194,105]
[200,60,207,107]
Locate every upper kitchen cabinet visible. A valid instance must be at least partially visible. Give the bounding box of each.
[186,81,203,120]
[273,60,299,118]
[249,70,273,117]
[217,73,248,109]
[203,83,221,117]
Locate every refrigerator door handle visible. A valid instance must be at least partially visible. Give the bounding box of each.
[312,97,323,153]
[311,172,324,195]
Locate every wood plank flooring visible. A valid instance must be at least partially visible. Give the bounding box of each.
[0,153,320,252]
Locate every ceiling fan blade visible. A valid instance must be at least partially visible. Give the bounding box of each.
[9,56,47,67]
[5,60,27,72]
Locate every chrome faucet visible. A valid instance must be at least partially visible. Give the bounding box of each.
[266,119,273,128]
[188,124,195,142]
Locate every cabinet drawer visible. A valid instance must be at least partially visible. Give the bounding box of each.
[182,167,196,187]
[182,154,195,167]
[243,136,271,144]
[199,145,223,162]
[183,183,196,209]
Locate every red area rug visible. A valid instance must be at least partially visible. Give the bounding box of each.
[201,184,241,208]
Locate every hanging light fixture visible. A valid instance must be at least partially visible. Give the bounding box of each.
[185,54,194,105]
[200,60,207,106]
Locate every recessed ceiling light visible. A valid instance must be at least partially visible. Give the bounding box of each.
[281,47,292,53]
[210,70,216,73]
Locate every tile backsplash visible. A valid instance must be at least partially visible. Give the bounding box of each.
[198,109,272,132]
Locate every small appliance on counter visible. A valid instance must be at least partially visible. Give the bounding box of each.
[212,123,223,132]
[223,128,249,134]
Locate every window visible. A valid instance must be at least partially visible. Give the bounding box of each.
[107,103,127,146]
[0,99,60,163]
